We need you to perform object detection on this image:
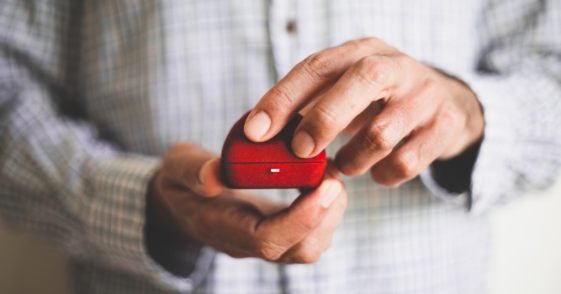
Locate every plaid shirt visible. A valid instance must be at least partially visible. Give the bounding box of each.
[1,0,560,293]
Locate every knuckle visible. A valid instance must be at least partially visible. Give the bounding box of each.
[438,105,463,130]
[255,241,285,262]
[360,37,387,48]
[356,55,392,86]
[393,152,419,178]
[364,123,395,152]
[361,37,380,44]
[293,249,322,264]
[314,106,340,132]
[269,84,298,109]
[343,39,362,50]
[395,53,417,70]
[303,53,334,79]
[421,78,439,96]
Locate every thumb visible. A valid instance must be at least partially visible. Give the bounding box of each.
[256,178,343,249]
[164,143,225,197]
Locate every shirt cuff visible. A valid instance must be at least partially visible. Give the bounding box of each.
[420,170,470,205]
[420,72,518,215]
[459,74,518,214]
[87,154,214,292]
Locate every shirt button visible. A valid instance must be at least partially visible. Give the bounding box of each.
[286,20,297,34]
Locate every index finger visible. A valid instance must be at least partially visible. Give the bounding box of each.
[244,38,387,142]
[291,54,402,158]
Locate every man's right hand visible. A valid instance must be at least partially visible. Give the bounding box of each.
[145,143,347,275]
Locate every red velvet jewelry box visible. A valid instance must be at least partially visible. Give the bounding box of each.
[221,111,326,189]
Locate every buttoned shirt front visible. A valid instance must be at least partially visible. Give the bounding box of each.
[1,0,560,293]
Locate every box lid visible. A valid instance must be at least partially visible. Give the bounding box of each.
[222,111,326,163]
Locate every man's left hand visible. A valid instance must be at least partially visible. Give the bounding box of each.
[244,37,485,187]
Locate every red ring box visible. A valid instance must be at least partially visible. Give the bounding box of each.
[221,111,326,189]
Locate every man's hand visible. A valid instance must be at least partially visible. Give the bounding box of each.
[146,143,347,275]
[244,37,485,187]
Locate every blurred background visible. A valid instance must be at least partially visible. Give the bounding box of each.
[1,176,561,294]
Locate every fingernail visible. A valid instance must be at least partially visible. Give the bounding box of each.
[320,181,342,208]
[244,111,271,140]
[198,158,215,185]
[292,130,315,158]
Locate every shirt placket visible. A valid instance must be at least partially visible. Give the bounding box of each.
[268,0,298,80]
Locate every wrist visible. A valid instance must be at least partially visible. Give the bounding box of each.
[432,66,485,157]
[144,172,204,277]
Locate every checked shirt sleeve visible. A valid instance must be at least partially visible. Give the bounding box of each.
[0,1,212,292]
[422,0,561,214]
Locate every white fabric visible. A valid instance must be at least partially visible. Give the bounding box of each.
[1,0,560,293]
